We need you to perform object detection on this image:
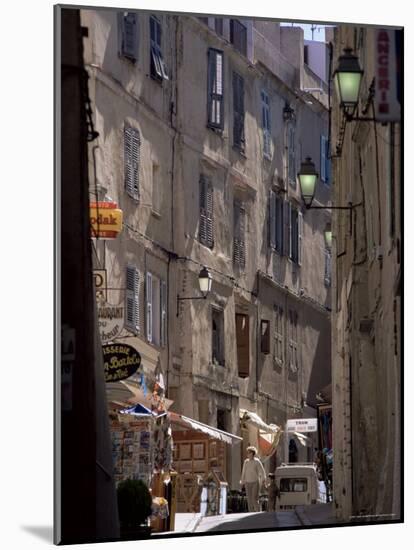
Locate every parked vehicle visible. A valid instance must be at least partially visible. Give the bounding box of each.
[275,463,324,510]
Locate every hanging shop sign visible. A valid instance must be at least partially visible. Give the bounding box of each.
[90,201,123,239]
[375,29,401,122]
[98,303,124,343]
[93,269,107,302]
[103,343,141,382]
[286,418,318,433]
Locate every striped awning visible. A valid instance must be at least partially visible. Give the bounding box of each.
[169,412,242,445]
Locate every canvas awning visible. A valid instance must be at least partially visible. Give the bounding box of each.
[169,412,242,445]
[239,408,281,433]
[106,380,174,410]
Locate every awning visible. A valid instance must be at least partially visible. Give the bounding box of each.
[106,380,174,410]
[239,408,281,433]
[169,412,242,445]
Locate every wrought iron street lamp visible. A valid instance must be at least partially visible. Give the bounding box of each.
[176,266,212,316]
[324,222,332,249]
[333,48,363,113]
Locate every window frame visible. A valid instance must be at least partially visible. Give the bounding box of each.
[150,15,168,81]
[232,72,245,152]
[230,19,247,56]
[207,48,224,130]
[212,307,225,366]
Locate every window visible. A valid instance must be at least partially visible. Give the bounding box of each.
[230,19,247,56]
[118,12,138,62]
[261,90,271,158]
[288,309,299,373]
[212,308,225,366]
[280,478,308,492]
[233,72,245,151]
[289,204,303,265]
[124,126,140,200]
[324,248,332,287]
[152,162,161,214]
[288,123,296,186]
[233,200,246,268]
[199,174,214,248]
[236,313,250,377]
[260,320,270,354]
[217,408,227,431]
[215,18,224,37]
[273,305,284,367]
[320,135,331,184]
[269,191,284,254]
[207,49,224,130]
[150,15,168,81]
[125,265,140,333]
[146,272,167,347]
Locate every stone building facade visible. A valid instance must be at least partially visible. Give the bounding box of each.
[81,8,332,490]
[331,25,402,521]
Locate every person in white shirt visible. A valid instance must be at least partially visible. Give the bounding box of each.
[240,446,266,512]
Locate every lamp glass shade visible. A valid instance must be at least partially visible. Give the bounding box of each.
[324,224,332,249]
[298,157,318,208]
[334,71,362,108]
[198,267,212,293]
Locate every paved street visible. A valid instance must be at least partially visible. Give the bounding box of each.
[194,510,301,532]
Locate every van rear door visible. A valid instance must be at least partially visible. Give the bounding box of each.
[277,475,311,508]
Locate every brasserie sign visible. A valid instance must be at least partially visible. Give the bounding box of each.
[103,343,141,382]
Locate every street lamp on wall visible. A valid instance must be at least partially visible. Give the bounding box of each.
[176,266,212,317]
[324,222,332,249]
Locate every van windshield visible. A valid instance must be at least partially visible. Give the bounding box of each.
[280,478,308,492]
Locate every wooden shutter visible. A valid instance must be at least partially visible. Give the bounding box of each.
[298,210,303,266]
[269,190,276,249]
[236,314,250,377]
[124,126,140,200]
[276,196,284,254]
[199,175,214,248]
[260,320,270,354]
[123,12,138,61]
[233,200,246,268]
[125,266,139,332]
[146,272,153,343]
[208,49,224,129]
[284,201,291,258]
[233,72,245,149]
[160,280,167,346]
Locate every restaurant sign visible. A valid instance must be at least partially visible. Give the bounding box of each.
[375,29,401,122]
[103,343,141,382]
[286,418,318,433]
[98,303,124,343]
[90,201,123,239]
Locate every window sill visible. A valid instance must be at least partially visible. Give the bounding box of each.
[207,125,224,135]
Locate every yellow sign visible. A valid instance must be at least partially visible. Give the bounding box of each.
[90,201,123,239]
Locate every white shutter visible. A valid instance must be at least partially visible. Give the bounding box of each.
[146,272,153,343]
[124,127,140,200]
[125,265,139,332]
[298,211,303,266]
[160,280,167,347]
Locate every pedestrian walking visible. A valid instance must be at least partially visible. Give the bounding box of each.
[240,446,266,512]
[266,473,279,512]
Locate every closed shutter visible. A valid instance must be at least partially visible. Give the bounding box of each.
[146,272,153,343]
[236,314,250,377]
[123,12,138,61]
[298,210,303,266]
[208,49,224,129]
[290,206,299,263]
[124,126,140,200]
[269,190,276,249]
[275,196,284,254]
[199,175,214,248]
[233,200,246,268]
[125,266,139,332]
[320,135,327,182]
[160,280,167,346]
[233,72,245,149]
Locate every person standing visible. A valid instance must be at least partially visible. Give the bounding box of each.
[266,473,279,512]
[240,446,266,512]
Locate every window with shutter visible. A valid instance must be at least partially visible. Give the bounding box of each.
[230,19,247,56]
[146,272,153,343]
[284,200,291,257]
[212,308,225,366]
[290,205,299,264]
[288,124,296,186]
[125,265,139,333]
[269,190,276,249]
[119,12,138,62]
[276,196,284,254]
[260,320,270,354]
[233,72,245,151]
[124,126,140,200]
[261,90,271,158]
[273,305,284,367]
[233,200,246,268]
[288,310,298,373]
[150,15,168,81]
[236,313,250,377]
[199,175,214,248]
[215,18,224,36]
[207,49,224,130]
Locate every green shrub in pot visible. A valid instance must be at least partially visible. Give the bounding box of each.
[117,479,152,529]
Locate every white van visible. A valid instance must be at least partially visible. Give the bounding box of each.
[275,463,324,510]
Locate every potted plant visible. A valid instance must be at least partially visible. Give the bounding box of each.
[117,479,153,539]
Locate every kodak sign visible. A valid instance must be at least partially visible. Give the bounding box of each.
[90,201,123,239]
